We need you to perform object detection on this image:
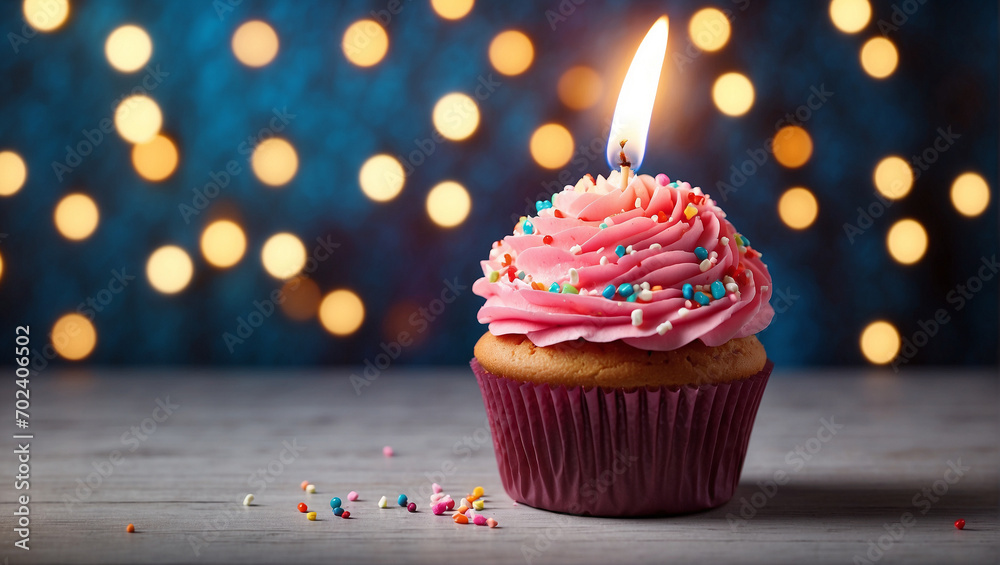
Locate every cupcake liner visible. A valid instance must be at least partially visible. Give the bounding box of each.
[471,358,772,517]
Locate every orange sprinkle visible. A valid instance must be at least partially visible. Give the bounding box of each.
[126,523,135,533]
[452,513,469,524]
[466,495,479,503]
[300,480,309,490]
[554,209,565,218]
[652,285,662,291]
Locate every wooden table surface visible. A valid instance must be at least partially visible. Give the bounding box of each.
[1,367,996,564]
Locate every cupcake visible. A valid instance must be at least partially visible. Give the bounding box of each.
[471,170,774,516]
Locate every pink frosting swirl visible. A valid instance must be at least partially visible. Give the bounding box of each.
[473,172,774,350]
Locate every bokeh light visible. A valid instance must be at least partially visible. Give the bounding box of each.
[689,8,731,52]
[860,37,898,79]
[105,25,152,72]
[778,187,819,230]
[886,218,928,265]
[342,19,388,67]
[529,123,574,169]
[950,172,990,217]
[146,245,194,294]
[359,154,405,202]
[432,93,479,141]
[0,151,27,196]
[557,66,603,110]
[280,277,321,321]
[51,313,97,361]
[131,134,178,182]
[200,220,247,268]
[261,232,306,279]
[251,138,298,187]
[873,155,913,199]
[23,0,69,32]
[488,30,533,76]
[232,20,279,68]
[0,250,4,283]
[773,126,813,168]
[431,0,474,20]
[54,193,99,240]
[712,72,755,117]
[114,95,162,144]
[860,320,900,365]
[318,289,365,336]
[426,181,471,228]
[829,0,871,33]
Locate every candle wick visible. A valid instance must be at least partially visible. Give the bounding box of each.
[618,139,631,168]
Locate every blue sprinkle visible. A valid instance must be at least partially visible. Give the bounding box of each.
[618,283,634,297]
[599,223,608,229]
[516,271,526,280]
[740,235,750,247]
[682,283,693,300]
[694,292,710,306]
[549,282,560,293]
[711,280,725,299]
[694,246,708,261]
[330,497,342,509]
[535,201,545,212]
[602,284,616,299]
[333,507,345,516]
[626,293,637,302]
[523,220,534,235]
[615,245,626,257]
[398,494,408,507]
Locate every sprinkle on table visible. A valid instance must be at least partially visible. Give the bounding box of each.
[126,523,135,533]
[297,502,308,513]
[397,494,408,507]
[348,491,359,501]
[305,484,316,494]
[242,494,254,506]
[330,497,342,509]
[300,480,309,491]
[378,496,388,508]
[954,519,965,530]
[306,512,317,521]
[382,445,393,457]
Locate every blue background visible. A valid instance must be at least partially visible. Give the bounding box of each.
[0,0,996,368]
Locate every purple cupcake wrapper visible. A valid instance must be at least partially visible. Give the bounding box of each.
[471,358,772,517]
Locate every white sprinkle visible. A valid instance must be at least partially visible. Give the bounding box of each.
[597,247,605,253]
[684,300,693,309]
[699,258,712,272]
[604,217,614,226]
[570,245,582,254]
[638,289,653,301]
[569,268,579,285]
[721,237,729,246]
[634,198,642,208]
[761,285,769,292]
[678,308,690,318]
[668,216,673,222]
[724,276,735,285]
[243,494,255,506]
[631,309,643,326]
[726,283,739,293]
[632,284,640,294]
[600,256,609,266]
[738,245,747,254]
[640,281,651,290]
[710,257,718,265]
[626,245,634,254]
[629,250,637,255]
[710,251,718,259]
[378,496,388,508]
[650,243,662,250]
[656,321,673,335]
[306,484,316,494]
[652,215,660,223]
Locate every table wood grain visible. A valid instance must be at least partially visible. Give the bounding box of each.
[0,368,996,564]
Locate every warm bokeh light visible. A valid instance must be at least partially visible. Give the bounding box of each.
[114,95,162,144]
[280,276,321,321]
[232,20,279,67]
[251,138,298,187]
[23,0,69,32]
[0,151,27,196]
[146,245,194,294]
[105,25,152,72]
[886,218,928,265]
[200,220,247,268]
[319,289,365,336]
[689,8,731,52]
[426,181,471,228]
[557,66,603,110]
[0,250,4,283]
[488,30,534,76]
[431,0,474,20]
[773,126,813,168]
[860,321,900,364]
[873,156,913,199]
[54,193,99,240]
[829,0,871,33]
[131,134,178,181]
[342,19,388,67]
[860,37,898,79]
[778,187,819,230]
[51,313,97,361]
[432,93,479,141]
[530,123,574,169]
[950,172,990,217]
[359,154,405,202]
[261,232,306,279]
[712,72,755,117]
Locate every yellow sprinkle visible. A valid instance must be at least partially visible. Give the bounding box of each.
[684,204,698,220]
[489,270,500,283]
[306,512,317,521]
[473,499,485,510]
[472,486,485,498]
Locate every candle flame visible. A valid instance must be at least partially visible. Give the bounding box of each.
[606,16,669,171]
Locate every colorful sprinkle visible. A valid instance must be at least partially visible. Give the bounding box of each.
[600,256,609,266]
[569,268,579,285]
[682,283,693,299]
[618,283,634,297]
[348,491,359,501]
[300,480,309,491]
[535,200,552,212]
[473,499,485,511]
[398,494,408,507]
[523,220,534,235]
[126,523,135,533]
[341,510,350,519]
[694,247,708,261]
[330,497,342,509]
[487,517,499,528]
[457,505,469,515]
[453,513,469,524]
[298,503,308,513]
[631,309,643,326]
[684,204,698,220]
[699,259,712,272]
[378,496,388,508]
[954,519,965,530]
[656,321,673,334]
[307,512,317,521]
[602,284,616,299]
[561,284,578,294]
[473,515,488,526]
[243,494,254,506]
[432,503,446,515]
[444,497,456,511]
[306,484,316,494]
[615,245,626,257]
[655,173,670,186]
[694,292,710,306]
[407,502,417,512]
[626,293,637,302]
[334,507,345,516]
[711,280,725,299]
[383,445,394,457]
[542,235,553,245]
[549,282,559,293]
[488,270,499,283]
[599,223,608,229]
[516,270,525,280]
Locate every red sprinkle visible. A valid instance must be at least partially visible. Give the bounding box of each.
[656,211,668,223]
[687,193,706,205]
[297,503,308,513]
[735,270,750,287]
[502,254,512,267]
[542,235,553,245]
[554,210,565,218]
[342,510,351,519]
[955,519,965,530]
[506,266,516,282]
[745,248,760,259]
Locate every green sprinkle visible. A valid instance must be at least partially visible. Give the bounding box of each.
[489,271,499,283]
[561,284,579,294]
